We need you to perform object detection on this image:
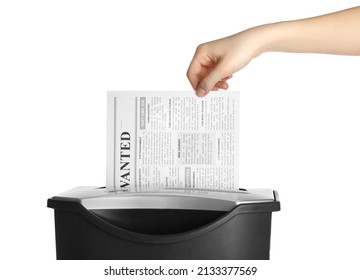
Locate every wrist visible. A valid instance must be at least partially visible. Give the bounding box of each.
[258,20,306,53]
[236,24,279,58]
[252,23,285,54]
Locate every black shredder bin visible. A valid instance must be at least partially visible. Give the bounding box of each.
[47,187,280,260]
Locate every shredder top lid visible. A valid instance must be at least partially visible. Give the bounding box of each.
[49,186,280,212]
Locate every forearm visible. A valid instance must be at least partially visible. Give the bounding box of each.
[187,6,360,96]
[257,6,360,56]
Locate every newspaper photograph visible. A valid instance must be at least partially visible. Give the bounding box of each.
[106,91,239,192]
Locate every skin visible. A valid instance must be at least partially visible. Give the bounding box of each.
[187,6,360,97]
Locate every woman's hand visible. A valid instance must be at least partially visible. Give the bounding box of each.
[187,6,360,97]
[187,27,266,97]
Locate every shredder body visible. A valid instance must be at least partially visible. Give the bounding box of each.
[48,187,280,260]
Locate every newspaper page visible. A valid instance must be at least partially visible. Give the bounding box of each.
[106,91,239,192]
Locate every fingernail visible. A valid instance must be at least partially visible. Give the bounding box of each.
[196,87,206,97]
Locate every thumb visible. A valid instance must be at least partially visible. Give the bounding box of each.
[196,64,230,97]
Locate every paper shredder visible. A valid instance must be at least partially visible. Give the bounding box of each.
[47,187,280,260]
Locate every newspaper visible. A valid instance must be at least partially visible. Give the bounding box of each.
[106,91,239,192]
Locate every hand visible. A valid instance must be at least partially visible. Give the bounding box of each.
[187,6,360,97]
[187,28,265,97]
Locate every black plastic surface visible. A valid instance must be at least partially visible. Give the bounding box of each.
[52,209,272,260]
[48,192,280,260]
[91,209,227,235]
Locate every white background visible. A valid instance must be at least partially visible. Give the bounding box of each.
[1,1,359,279]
